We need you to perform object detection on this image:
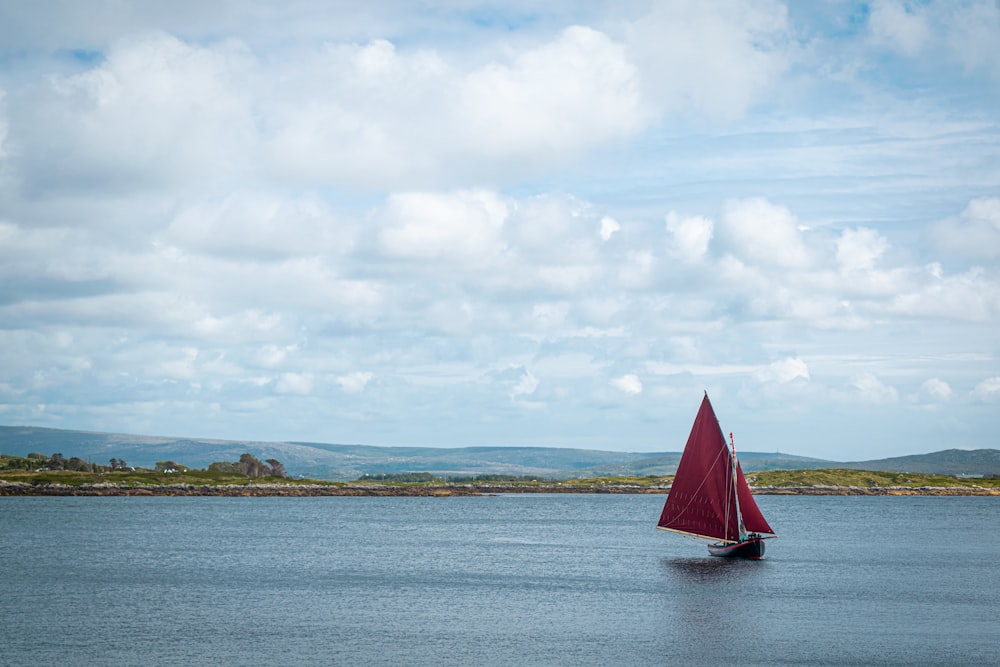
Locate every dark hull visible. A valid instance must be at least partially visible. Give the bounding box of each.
[708,537,766,559]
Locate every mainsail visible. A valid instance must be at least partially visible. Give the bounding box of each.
[657,394,774,543]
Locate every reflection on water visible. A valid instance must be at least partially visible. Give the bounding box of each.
[662,556,765,583]
[658,556,770,662]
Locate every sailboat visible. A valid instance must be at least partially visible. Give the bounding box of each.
[657,392,776,559]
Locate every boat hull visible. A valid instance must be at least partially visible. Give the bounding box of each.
[708,537,766,559]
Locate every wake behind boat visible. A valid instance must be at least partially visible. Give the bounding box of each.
[657,393,776,559]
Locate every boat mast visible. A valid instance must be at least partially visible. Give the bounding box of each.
[729,432,746,542]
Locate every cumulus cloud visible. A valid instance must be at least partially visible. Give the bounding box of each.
[265,38,452,188]
[720,198,811,269]
[836,227,888,272]
[666,212,713,263]
[971,376,1000,402]
[920,378,952,401]
[11,32,256,194]
[600,216,621,241]
[336,372,373,394]
[164,193,353,260]
[378,189,507,264]
[611,373,642,395]
[5,24,653,195]
[930,197,1000,261]
[851,373,899,404]
[890,267,998,321]
[461,26,647,158]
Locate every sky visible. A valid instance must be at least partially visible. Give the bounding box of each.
[0,0,998,461]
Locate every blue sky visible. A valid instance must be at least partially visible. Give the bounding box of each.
[0,1,998,460]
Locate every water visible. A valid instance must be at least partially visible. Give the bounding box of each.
[1,494,997,666]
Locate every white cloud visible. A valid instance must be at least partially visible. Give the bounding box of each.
[350,39,398,78]
[720,198,811,269]
[930,197,1000,261]
[611,373,642,395]
[7,24,652,195]
[506,194,593,257]
[890,267,999,321]
[666,212,713,262]
[378,189,507,264]
[460,26,647,158]
[920,378,952,401]
[257,345,295,369]
[851,373,899,404]
[836,227,888,272]
[336,372,373,394]
[971,376,1000,402]
[511,369,539,399]
[265,38,452,188]
[12,32,256,193]
[164,193,354,259]
[275,372,313,395]
[600,216,621,241]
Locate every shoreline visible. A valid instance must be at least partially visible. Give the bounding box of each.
[2,481,998,497]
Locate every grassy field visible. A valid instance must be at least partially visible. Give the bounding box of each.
[747,468,1000,490]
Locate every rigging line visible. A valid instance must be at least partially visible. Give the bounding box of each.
[723,448,732,541]
[730,432,745,540]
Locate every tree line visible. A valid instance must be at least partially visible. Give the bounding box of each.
[1,452,285,478]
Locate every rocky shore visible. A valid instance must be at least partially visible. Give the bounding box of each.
[2,481,997,497]
[0,481,485,496]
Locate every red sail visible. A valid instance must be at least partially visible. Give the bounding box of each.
[736,460,774,535]
[657,394,740,541]
[657,394,774,542]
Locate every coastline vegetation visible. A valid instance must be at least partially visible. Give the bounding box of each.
[0,452,343,488]
[748,468,1000,490]
[2,453,999,494]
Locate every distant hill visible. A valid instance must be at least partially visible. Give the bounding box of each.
[581,450,834,477]
[0,425,665,480]
[2,425,998,480]
[837,449,1000,476]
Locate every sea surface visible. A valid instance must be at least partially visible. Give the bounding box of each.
[1,494,998,666]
